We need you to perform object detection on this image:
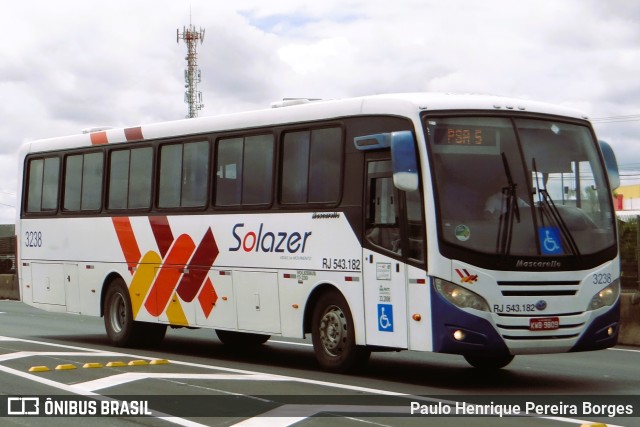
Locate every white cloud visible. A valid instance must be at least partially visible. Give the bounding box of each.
[0,0,639,222]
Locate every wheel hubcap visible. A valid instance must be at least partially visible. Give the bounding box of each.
[319,305,347,356]
[109,293,125,333]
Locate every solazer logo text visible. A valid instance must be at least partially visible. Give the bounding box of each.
[229,223,312,254]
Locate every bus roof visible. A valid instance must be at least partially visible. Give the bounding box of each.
[21,92,590,155]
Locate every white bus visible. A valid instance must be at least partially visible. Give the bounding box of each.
[17,93,621,371]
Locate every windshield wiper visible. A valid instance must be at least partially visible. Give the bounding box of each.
[532,158,580,257]
[496,152,520,257]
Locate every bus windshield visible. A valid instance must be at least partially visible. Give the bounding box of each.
[425,115,616,261]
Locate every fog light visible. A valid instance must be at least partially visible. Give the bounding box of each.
[607,326,614,336]
[453,329,466,341]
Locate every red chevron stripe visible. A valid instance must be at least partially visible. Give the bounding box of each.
[149,216,174,258]
[177,228,219,302]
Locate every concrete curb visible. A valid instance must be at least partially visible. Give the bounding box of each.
[619,291,640,346]
[0,274,18,300]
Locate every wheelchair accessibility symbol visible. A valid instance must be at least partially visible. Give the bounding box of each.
[538,226,563,255]
[377,304,394,332]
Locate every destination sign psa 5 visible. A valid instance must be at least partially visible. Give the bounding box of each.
[435,125,497,146]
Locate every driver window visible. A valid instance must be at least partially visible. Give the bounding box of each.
[366,161,401,253]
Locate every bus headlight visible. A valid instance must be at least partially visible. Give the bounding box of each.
[434,278,490,312]
[587,280,620,311]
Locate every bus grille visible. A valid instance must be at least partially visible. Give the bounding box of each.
[497,280,580,297]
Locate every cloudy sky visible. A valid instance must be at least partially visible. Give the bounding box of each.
[1,0,639,223]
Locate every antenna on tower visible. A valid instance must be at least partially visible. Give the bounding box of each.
[177,13,205,118]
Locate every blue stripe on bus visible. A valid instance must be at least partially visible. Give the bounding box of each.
[430,283,510,357]
[570,300,620,352]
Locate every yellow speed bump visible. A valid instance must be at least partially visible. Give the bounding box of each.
[128,360,148,366]
[82,362,104,369]
[28,366,50,372]
[150,359,169,365]
[106,361,127,367]
[55,364,77,370]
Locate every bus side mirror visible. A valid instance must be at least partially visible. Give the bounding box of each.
[599,140,620,190]
[391,131,419,192]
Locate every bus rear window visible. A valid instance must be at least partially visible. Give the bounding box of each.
[26,157,60,213]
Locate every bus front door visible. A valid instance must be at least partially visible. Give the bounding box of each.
[362,159,408,349]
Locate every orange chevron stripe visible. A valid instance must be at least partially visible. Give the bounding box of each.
[112,217,141,271]
[144,234,196,316]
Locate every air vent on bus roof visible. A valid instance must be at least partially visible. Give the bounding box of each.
[270,98,323,108]
[82,126,113,134]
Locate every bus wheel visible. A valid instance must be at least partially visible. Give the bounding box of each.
[463,354,514,370]
[215,330,270,347]
[104,278,166,348]
[104,278,136,346]
[311,291,370,373]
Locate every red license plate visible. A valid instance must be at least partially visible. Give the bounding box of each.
[529,317,559,331]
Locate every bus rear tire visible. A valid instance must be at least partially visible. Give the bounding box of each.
[311,290,370,373]
[215,330,270,347]
[104,278,166,348]
[463,354,514,370]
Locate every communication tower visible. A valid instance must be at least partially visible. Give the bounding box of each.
[177,21,205,118]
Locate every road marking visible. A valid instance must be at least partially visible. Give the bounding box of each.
[0,335,632,427]
[75,372,289,392]
[0,362,210,427]
[267,339,312,347]
[608,347,640,353]
[230,405,405,427]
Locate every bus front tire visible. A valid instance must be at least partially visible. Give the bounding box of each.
[104,278,166,348]
[311,290,370,373]
[463,354,514,370]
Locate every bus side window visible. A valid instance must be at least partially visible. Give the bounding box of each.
[365,159,426,262]
[215,134,274,206]
[108,147,152,210]
[158,141,209,208]
[182,141,209,207]
[281,127,342,205]
[63,152,103,211]
[216,138,243,206]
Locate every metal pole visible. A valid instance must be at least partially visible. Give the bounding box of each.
[636,215,640,290]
